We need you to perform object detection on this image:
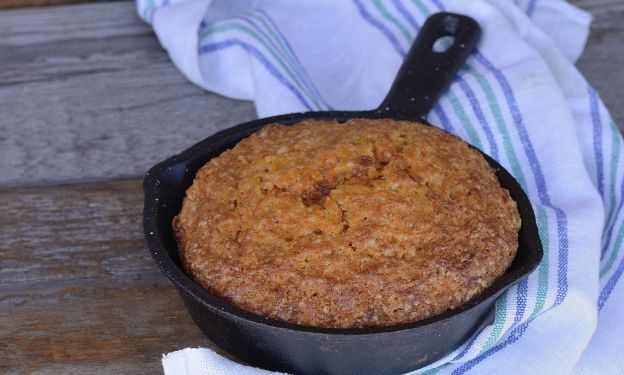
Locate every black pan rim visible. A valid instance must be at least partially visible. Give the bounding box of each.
[143,111,544,336]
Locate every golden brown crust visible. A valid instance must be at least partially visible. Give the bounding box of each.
[174,119,521,328]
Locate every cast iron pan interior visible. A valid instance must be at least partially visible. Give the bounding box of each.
[144,13,543,375]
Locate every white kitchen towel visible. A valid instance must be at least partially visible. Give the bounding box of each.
[136,0,624,373]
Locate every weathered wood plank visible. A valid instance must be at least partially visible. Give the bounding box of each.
[0,180,151,284]
[0,0,621,189]
[0,273,207,374]
[0,0,101,10]
[0,2,256,188]
[0,1,145,45]
[0,179,226,373]
[572,0,624,127]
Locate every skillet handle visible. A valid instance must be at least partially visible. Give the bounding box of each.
[375,12,481,122]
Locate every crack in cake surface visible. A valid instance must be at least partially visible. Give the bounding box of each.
[174,118,521,328]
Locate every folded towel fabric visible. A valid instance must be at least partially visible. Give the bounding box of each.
[136,0,624,373]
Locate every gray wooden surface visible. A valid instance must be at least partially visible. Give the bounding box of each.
[0,1,622,373]
[575,0,624,127]
[0,1,622,187]
[0,180,218,374]
[0,2,256,187]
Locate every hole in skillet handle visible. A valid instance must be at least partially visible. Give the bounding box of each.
[375,12,481,122]
[432,36,456,53]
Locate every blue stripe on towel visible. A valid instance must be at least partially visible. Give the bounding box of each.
[199,40,314,111]
[353,0,407,57]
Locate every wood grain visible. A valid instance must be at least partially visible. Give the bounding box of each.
[0,0,97,10]
[573,0,624,127]
[0,1,622,188]
[0,2,256,188]
[0,179,226,373]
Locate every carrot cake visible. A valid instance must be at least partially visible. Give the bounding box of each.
[173,118,521,329]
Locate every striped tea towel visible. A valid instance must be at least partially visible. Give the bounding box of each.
[136,0,624,373]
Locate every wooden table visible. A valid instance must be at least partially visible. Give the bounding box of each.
[1,1,622,373]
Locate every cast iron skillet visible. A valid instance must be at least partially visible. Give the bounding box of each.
[143,13,543,375]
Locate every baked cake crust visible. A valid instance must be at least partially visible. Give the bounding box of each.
[173,118,521,329]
